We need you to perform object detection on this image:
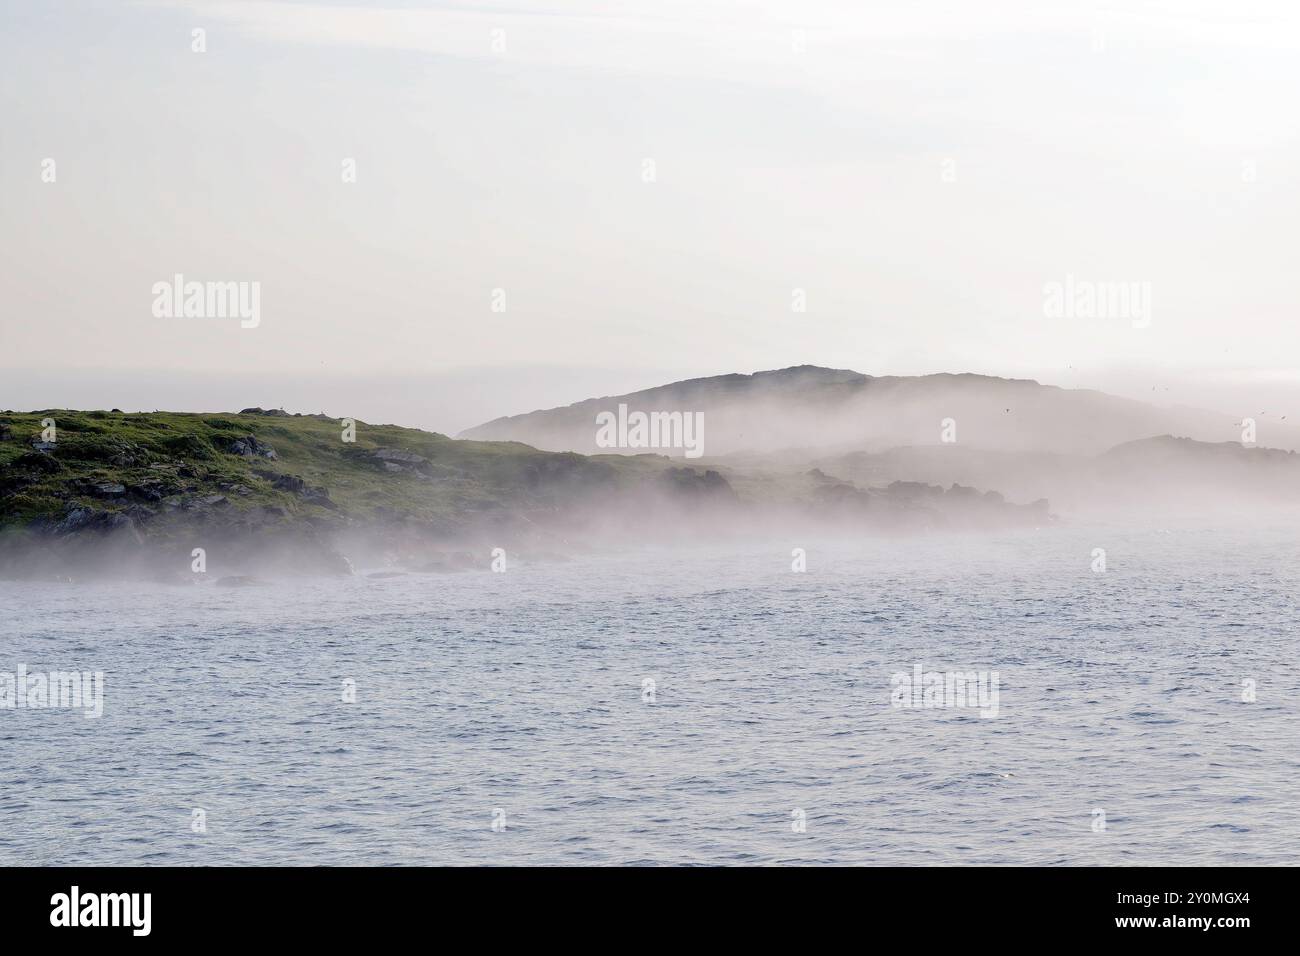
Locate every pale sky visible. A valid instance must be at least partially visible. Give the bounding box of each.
[3,0,1299,430]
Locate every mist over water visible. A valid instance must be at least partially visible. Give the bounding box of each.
[4,526,1296,865]
[6,0,1300,890]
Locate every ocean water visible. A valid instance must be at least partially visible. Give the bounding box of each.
[1,526,1298,866]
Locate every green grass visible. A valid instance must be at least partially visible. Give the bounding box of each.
[0,409,668,531]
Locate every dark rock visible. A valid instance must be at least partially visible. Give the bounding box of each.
[52,505,139,539]
[219,434,278,459]
[0,472,36,496]
[658,467,736,499]
[12,451,61,474]
[301,489,338,510]
[264,473,337,509]
[123,504,157,522]
[54,507,96,534]
[103,442,150,467]
[886,480,943,499]
[129,480,166,502]
[811,479,875,511]
[100,512,136,534]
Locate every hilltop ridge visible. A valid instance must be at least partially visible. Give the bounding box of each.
[458,365,1298,458]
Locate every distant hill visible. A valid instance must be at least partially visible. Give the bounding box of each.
[1097,434,1300,496]
[459,365,1300,458]
[805,434,1300,517]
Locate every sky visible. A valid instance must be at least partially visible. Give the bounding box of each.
[2,0,1299,433]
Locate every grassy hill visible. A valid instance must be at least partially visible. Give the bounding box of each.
[0,408,674,539]
[0,407,1055,580]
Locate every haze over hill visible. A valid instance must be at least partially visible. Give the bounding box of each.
[459,366,1300,459]
[0,406,1051,580]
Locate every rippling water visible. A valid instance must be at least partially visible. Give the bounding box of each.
[2,526,1298,865]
